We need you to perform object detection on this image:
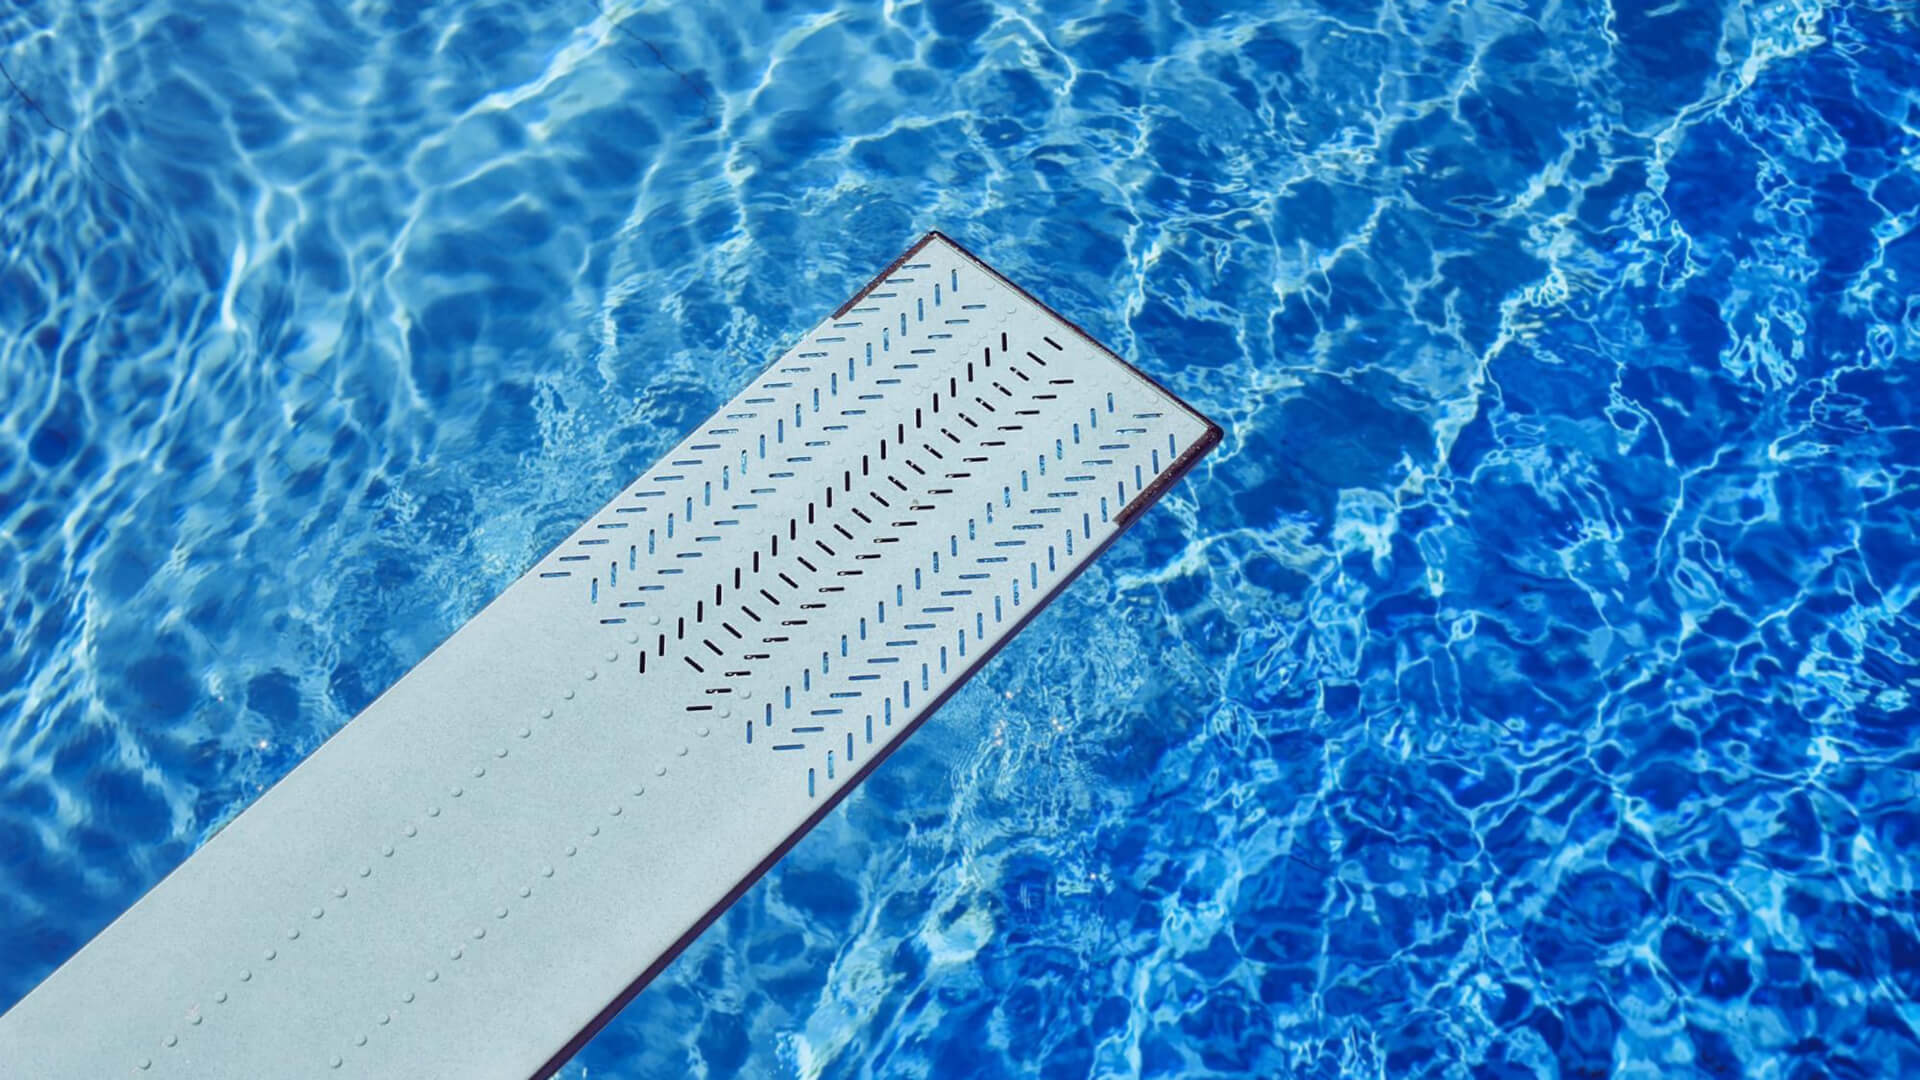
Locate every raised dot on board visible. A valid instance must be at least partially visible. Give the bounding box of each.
[654,765,667,777]
[604,651,618,663]
[382,844,395,857]
[698,726,711,738]
[355,1035,367,1047]
[566,845,578,857]
[519,886,532,898]
[359,866,372,878]
[495,747,508,758]
[428,806,441,817]
[215,991,228,1004]
[718,707,731,719]
[138,1060,151,1071]
[631,786,646,797]
[473,927,487,939]
[311,907,324,919]
[450,787,463,798]
[648,614,661,625]
[541,864,554,877]
[564,689,576,700]
[404,824,417,837]
[495,907,508,919]
[402,992,414,1004]
[240,969,252,982]
[678,745,689,757]
[588,825,601,837]
[379,1013,391,1026]
[517,727,531,739]
[473,766,486,778]
[625,631,639,644]
[584,669,597,681]
[330,1056,343,1069]
[609,805,622,816]
[740,689,753,700]
[334,885,348,898]
[288,928,301,940]
[541,707,553,719]
[189,1014,202,1026]
[426,971,439,983]
[265,949,276,961]
[164,1035,177,1048]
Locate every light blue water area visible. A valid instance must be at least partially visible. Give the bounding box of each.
[4,0,1919,1075]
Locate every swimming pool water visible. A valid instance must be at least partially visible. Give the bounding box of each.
[3,0,1918,1076]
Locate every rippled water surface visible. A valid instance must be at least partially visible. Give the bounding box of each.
[5,0,1920,1076]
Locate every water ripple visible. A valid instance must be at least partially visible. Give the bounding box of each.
[3,0,1917,1077]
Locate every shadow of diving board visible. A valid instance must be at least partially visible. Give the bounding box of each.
[0,231,1221,1078]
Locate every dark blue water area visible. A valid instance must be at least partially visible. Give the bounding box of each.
[3,0,1919,1076]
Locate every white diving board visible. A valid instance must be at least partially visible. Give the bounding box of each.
[0,232,1220,1078]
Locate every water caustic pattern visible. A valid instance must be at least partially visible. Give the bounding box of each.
[0,0,1915,1076]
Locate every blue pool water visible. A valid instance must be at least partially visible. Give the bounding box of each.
[3,0,1919,1075]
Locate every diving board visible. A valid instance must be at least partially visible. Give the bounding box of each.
[0,232,1220,1078]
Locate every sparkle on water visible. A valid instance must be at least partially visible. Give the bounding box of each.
[4,0,1920,1077]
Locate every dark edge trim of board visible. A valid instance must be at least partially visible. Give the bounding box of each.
[831,232,943,320]
[532,232,1221,1080]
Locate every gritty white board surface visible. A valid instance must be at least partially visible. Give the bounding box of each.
[0,232,1219,1079]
